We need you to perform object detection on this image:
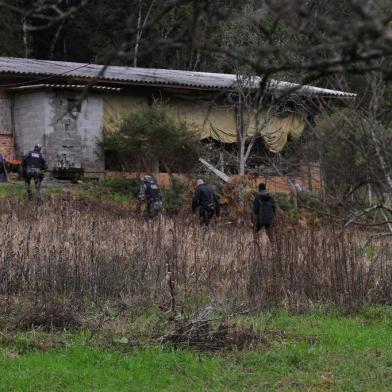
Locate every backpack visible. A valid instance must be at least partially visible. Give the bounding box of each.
[145,182,161,202]
[257,193,275,225]
[198,185,215,210]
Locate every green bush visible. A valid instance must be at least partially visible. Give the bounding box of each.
[99,177,140,198]
[162,175,187,214]
[297,191,323,210]
[274,192,292,211]
[78,176,140,206]
[103,105,200,173]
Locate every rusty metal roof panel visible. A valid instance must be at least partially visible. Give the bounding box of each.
[0,57,357,98]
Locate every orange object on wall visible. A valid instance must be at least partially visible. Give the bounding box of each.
[0,135,16,160]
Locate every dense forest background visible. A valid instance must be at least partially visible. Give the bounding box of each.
[0,0,391,102]
[0,0,388,86]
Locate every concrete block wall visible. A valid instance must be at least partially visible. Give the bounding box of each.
[45,92,83,170]
[14,92,47,157]
[13,90,104,176]
[77,95,104,174]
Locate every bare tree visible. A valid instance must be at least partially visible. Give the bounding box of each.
[133,0,156,67]
[0,0,88,58]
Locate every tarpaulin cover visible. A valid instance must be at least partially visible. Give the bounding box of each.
[103,95,305,152]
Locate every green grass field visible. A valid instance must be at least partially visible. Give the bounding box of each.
[1,308,392,391]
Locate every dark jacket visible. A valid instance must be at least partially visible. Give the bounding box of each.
[0,155,5,181]
[22,150,47,171]
[253,190,276,225]
[192,184,220,216]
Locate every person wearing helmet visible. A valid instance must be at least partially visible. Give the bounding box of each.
[192,179,220,227]
[252,183,276,242]
[22,144,47,201]
[138,175,163,219]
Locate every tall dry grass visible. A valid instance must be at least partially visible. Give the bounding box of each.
[0,195,391,312]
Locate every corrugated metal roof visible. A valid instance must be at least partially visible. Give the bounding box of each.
[0,57,357,98]
[7,83,122,92]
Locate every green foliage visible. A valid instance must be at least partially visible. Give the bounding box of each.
[129,305,166,338]
[274,192,292,211]
[297,191,324,210]
[75,176,188,213]
[43,187,65,196]
[103,105,200,173]
[77,177,140,206]
[0,6,23,57]
[162,175,187,214]
[0,183,25,199]
[99,177,140,198]
[1,307,392,391]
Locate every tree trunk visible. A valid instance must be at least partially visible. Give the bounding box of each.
[22,16,29,58]
[369,125,392,205]
[368,183,372,206]
[237,95,246,206]
[133,0,155,67]
[152,158,160,185]
[133,2,142,67]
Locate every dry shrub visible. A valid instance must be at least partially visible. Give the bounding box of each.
[12,299,81,331]
[161,305,267,350]
[0,195,391,316]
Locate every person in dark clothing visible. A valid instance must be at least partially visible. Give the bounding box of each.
[192,179,220,227]
[0,154,6,183]
[138,175,163,219]
[252,183,276,241]
[22,145,47,201]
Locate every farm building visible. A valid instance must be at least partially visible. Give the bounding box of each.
[0,57,356,178]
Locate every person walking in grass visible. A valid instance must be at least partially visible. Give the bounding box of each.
[192,179,220,227]
[22,144,47,201]
[0,154,7,183]
[138,175,163,219]
[252,183,276,241]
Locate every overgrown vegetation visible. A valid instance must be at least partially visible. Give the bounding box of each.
[0,192,391,390]
[161,175,188,215]
[1,307,392,391]
[0,196,390,318]
[103,105,200,174]
[70,175,189,212]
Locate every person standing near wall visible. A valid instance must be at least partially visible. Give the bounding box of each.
[0,154,7,183]
[252,183,276,242]
[192,179,220,227]
[22,145,47,201]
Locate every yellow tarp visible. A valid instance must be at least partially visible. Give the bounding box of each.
[103,95,305,152]
[103,94,148,133]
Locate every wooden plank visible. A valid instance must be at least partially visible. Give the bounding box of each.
[199,158,230,183]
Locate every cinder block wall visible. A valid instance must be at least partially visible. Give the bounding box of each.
[14,90,104,177]
[14,92,47,157]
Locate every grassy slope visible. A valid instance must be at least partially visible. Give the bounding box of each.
[1,308,392,391]
[0,180,138,207]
